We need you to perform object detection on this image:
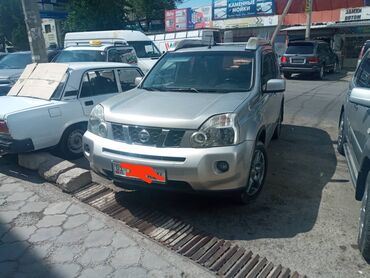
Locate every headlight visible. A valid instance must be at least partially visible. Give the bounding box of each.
[88,105,108,138]
[191,113,239,148]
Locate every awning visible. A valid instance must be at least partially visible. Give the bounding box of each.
[281,20,370,31]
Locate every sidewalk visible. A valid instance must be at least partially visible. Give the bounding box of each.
[0,165,213,278]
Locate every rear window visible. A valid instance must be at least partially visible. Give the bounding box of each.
[286,42,314,55]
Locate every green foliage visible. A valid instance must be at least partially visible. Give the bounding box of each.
[0,0,28,51]
[64,0,129,32]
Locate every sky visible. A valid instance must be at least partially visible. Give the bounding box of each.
[178,0,212,8]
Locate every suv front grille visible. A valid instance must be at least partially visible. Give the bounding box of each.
[111,123,185,147]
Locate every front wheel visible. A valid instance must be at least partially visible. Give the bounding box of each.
[358,173,370,263]
[337,113,345,155]
[236,142,268,204]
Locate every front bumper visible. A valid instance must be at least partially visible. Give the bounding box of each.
[83,131,255,192]
[0,135,35,155]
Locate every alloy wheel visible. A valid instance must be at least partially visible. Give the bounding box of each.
[246,149,266,196]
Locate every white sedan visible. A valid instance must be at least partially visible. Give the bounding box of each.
[0,62,143,159]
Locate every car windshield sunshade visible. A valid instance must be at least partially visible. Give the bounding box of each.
[7,63,69,100]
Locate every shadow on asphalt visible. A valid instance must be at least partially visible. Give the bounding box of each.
[112,124,337,240]
[287,71,349,82]
[0,155,43,185]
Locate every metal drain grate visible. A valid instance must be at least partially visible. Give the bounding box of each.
[73,184,307,278]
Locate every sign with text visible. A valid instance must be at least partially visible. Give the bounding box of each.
[340,6,370,22]
[212,0,275,20]
[165,8,193,32]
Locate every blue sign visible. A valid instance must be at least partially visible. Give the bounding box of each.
[40,10,68,20]
[212,0,275,20]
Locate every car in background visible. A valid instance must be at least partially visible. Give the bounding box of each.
[83,38,285,204]
[337,49,370,263]
[0,51,58,96]
[280,40,339,80]
[0,62,144,159]
[61,30,162,73]
[357,40,370,67]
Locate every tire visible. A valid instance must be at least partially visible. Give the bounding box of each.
[317,65,325,80]
[332,60,340,73]
[337,112,345,156]
[236,142,268,204]
[284,73,292,79]
[358,172,370,263]
[57,123,87,160]
[272,105,284,140]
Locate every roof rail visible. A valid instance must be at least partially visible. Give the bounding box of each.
[245,37,271,50]
[172,39,214,51]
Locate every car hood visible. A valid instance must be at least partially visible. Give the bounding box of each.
[0,96,52,119]
[103,89,248,129]
[0,69,23,80]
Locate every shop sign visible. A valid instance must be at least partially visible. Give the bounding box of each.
[192,6,213,29]
[213,0,275,20]
[165,7,213,32]
[212,15,278,29]
[340,6,370,22]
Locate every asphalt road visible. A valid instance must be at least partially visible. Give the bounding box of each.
[94,71,370,277]
[2,71,369,277]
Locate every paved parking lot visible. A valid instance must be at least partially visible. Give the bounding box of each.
[1,71,370,277]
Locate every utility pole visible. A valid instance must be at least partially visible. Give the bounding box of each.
[305,0,313,40]
[21,0,48,63]
[271,0,294,45]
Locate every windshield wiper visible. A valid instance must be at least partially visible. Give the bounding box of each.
[167,88,200,93]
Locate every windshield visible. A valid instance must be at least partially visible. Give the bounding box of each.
[54,50,107,62]
[0,53,32,69]
[142,51,254,93]
[286,43,315,55]
[127,41,161,58]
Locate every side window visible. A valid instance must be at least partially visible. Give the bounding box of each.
[262,53,277,85]
[355,54,370,88]
[117,68,142,91]
[108,48,138,64]
[80,69,119,98]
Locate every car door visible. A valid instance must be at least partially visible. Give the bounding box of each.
[78,69,120,116]
[261,51,282,141]
[348,52,370,166]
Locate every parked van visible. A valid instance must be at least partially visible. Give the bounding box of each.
[148,29,221,53]
[58,30,161,73]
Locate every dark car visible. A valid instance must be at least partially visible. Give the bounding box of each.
[0,51,58,96]
[280,40,339,80]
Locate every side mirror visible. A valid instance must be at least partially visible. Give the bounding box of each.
[134,77,143,86]
[265,79,286,93]
[350,87,370,107]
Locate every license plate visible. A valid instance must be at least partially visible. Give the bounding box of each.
[112,162,167,184]
[291,58,304,64]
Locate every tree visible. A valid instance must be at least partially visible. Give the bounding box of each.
[127,0,181,32]
[0,0,28,51]
[63,0,130,32]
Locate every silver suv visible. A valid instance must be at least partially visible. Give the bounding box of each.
[337,50,370,262]
[83,37,285,203]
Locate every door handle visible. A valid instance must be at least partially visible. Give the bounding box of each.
[85,101,94,106]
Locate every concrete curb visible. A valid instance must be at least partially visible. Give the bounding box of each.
[18,152,91,193]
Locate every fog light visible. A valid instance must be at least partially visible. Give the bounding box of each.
[216,161,229,173]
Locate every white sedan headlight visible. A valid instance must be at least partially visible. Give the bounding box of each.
[191,113,239,148]
[88,105,108,138]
